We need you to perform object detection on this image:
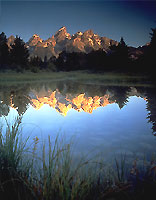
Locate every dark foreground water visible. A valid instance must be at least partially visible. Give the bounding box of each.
[0,80,156,162]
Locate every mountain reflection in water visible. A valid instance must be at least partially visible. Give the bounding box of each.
[31,91,114,116]
[0,81,156,135]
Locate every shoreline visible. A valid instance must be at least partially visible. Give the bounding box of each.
[0,71,152,87]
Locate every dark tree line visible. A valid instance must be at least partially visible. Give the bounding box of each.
[55,28,156,74]
[136,28,156,75]
[55,37,130,72]
[10,37,29,68]
[0,33,29,72]
[0,32,9,69]
[0,32,56,72]
[0,28,156,73]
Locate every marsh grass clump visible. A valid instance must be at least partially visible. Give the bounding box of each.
[0,116,35,200]
[34,135,95,200]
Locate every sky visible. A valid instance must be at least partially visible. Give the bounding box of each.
[0,1,156,47]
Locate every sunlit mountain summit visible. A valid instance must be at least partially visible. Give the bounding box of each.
[7,26,119,60]
[6,26,149,62]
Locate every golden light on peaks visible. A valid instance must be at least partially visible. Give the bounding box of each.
[92,96,101,109]
[102,95,110,107]
[57,103,72,117]
[32,34,43,43]
[31,90,114,116]
[31,91,57,110]
[31,98,44,110]
[71,94,85,109]
[33,34,40,38]
[43,43,48,47]
[82,96,94,113]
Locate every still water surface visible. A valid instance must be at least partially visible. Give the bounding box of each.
[0,80,156,161]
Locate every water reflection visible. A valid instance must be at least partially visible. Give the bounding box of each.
[0,81,156,135]
[144,87,156,136]
[31,92,114,116]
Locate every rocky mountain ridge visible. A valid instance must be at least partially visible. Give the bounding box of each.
[7,26,148,60]
[7,27,119,60]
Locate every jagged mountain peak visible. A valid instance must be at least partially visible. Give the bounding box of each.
[77,31,83,35]
[8,27,119,60]
[29,34,42,41]
[28,34,43,46]
[55,26,67,36]
[73,31,83,37]
[58,26,67,32]
[83,29,94,36]
[54,26,71,42]
[33,34,40,38]
[8,35,15,40]
[6,27,147,62]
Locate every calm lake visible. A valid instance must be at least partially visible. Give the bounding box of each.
[0,78,156,162]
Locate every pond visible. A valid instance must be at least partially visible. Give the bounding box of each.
[0,79,156,162]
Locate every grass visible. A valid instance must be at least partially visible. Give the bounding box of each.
[0,116,35,199]
[0,70,152,87]
[0,117,156,200]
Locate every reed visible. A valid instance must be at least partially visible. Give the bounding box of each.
[0,116,36,199]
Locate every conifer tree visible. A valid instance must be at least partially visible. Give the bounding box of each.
[118,37,128,57]
[0,32,9,69]
[146,28,156,75]
[150,28,156,48]
[10,36,29,69]
[140,28,156,73]
[109,37,129,70]
[149,28,156,60]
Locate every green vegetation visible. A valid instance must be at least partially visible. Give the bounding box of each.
[0,117,34,199]
[0,71,151,87]
[0,117,156,200]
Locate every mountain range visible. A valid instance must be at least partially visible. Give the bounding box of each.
[7,26,147,60]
